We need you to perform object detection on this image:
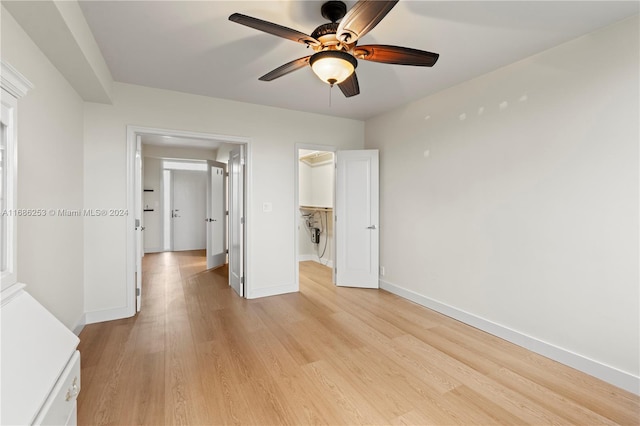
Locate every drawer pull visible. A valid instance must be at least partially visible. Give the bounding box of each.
[65,377,80,401]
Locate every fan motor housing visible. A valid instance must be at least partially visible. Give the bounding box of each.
[320,1,347,23]
[311,22,339,40]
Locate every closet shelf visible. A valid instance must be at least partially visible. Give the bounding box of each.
[299,151,333,166]
[299,205,332,212]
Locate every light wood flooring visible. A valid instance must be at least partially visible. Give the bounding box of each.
[77,251,639,425]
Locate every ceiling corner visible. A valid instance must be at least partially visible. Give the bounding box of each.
[3,0,113,104]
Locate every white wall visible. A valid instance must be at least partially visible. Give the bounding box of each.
[311,160,334,208]
[83,82,364,316]
[1,7,85,330]
[366,16,639,392]
[143,144,217,161]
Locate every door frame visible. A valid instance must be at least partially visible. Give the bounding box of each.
[294,143,337,290]
[126,125,252,315]
[171,168,208,252]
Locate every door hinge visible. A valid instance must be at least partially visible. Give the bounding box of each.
[226,210,229,216]
[241,217,244,225]
[241,276,244,284]
[136,288,140,296]
[225,172,229,177]
[226,249,229,254]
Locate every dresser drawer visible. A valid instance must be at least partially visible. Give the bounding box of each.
[33,350,81,426]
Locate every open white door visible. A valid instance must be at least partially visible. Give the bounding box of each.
[335,150,379,288]
[206,160,227,269]
[134,135,143,311]
[228,146,244,297]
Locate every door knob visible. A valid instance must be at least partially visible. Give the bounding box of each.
[367,225,377,230]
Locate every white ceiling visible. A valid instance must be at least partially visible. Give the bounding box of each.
[79,1,638,121]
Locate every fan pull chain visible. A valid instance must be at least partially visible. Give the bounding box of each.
[329,85,332,107]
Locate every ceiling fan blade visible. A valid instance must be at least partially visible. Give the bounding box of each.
[338,72,360,98]
[354,45,439,66]
[259,56,311,81]
[229,13,320,47]
[336,0,398,43]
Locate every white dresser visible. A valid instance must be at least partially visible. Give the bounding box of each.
[1,284,81,425]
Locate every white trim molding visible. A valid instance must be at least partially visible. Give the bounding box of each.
[1,61,34,99]
[1,61,32,291]
[379,279,640,395]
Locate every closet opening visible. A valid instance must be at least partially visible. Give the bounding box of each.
[296,147,336,286]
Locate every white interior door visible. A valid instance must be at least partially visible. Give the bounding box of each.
[228,146,244,297]
[335,149,379,288]
[206,160,227,269]
[134,135,143,311]
[172,170,207,251]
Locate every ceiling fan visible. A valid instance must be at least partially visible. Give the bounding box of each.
[229,0,439,98]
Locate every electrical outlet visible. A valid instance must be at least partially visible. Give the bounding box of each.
[379,266,385,276]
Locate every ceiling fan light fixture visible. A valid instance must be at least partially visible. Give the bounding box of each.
[309,50,357,86]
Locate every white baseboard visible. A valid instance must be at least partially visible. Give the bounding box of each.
[379,279,640,396]
[247,283,298,299]
[299,254,333,268]
[72,313,86,336]
[85,305,134,325]
[144,247,164,254]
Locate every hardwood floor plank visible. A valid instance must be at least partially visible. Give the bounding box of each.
[119,352,166,426]
[301,359,389,425]
[394,334,572,425]
[489,366,620,425]
[195,340,254,425]
[77,257,640,425]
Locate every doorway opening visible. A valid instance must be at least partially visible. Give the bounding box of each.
[127,126,250,315]
[141,158,210,253]
[295,145,336,288]
[294,145,381,291]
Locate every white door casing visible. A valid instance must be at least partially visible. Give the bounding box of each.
[206,160,227,269]
[135,135,143,311]
[335,150,379,288]
[229,145,244,297]
[172,170,207,251]
[126,125,251,319]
